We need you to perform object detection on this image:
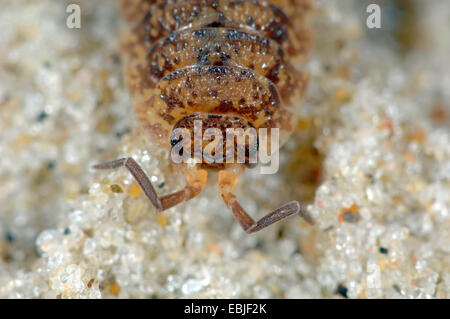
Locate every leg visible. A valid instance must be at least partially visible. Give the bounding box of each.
[218,170,314,234]
[93,158,207,211]
[159,169,207,210]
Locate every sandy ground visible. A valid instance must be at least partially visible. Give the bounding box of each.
[0,0,448,298]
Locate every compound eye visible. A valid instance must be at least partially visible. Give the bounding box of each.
[170,136,181,147]
[244,134,259,168]
[170,132,189,157]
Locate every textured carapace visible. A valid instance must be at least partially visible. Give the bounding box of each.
[119,0,312,158]
[93,0,314,233]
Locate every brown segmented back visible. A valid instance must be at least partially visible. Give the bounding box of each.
[119,0,312,149]
[93,0,316,233]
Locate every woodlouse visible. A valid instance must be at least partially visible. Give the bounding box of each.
[94,0,314,233]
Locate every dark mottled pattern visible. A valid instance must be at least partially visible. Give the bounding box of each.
[157,65,281,122]
[172,112,258,168]
[146,27,305,102]
[120,0,311,152]
[135,0,303,55]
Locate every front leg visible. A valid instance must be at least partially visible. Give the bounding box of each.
[218,170,314,234]
[93,158,207,211]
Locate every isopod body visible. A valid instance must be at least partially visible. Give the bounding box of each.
[94,0,314,233]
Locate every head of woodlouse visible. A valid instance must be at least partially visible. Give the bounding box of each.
[170,113,259,169]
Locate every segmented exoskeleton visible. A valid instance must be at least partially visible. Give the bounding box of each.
[94,0,314,233]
